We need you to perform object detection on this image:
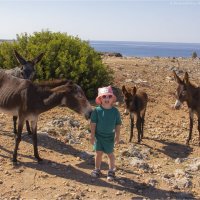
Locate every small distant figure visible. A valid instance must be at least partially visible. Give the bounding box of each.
[122,85,148,143]
[90,86,122,181]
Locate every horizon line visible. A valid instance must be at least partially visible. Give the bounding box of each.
[88,39,200,45]
[1,38,200,45]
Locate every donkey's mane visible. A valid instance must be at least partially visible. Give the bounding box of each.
[36,79,70,87]
[34,80,74,102]
[34,79,69,94]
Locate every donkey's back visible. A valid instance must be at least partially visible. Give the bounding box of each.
[0,71,31,115]
[133,91,148,114]
[4,67,23,78]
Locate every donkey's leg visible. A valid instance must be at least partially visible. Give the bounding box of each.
[129,113,134,142]
[141,116,145,140]
[13,118,24,162]
[140,109,146,140]
[31,119,42,162]
[13,116,18,135]
[26,120,32,135]
[136,115,142,143]
[198,117,200,146]
[186,109,194,145]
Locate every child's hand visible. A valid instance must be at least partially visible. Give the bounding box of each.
[90,136,95,145]
[115,136,120,145]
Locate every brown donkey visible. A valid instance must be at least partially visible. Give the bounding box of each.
[0,71,93,163]
[173,71,200,146]
[122,85,148,143]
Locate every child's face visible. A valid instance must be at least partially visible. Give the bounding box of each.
[100,95,114,107]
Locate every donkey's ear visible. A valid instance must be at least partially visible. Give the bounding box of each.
[184,72,189,84]
[132,86,137,95]
[173,70,182,84]
[32,52,44,65]
[122,85,127,95]
[14,50,27,65]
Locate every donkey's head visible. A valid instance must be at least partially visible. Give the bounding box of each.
[14,50,44,81]
[173,70,190,109]
[122,85,137,113]
[51,81,93,119]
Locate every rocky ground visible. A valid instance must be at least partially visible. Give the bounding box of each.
[0,56,200,200]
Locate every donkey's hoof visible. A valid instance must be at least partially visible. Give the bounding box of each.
[137,140,141,144]
[12,159,18,165]
[186,140,189,146]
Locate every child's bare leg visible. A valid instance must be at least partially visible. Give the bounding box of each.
[107,153,116,181]
[107,153,115,170]
[91,151,103,178]
[95,151,103,169]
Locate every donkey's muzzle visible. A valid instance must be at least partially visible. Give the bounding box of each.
[85,110,93,120]
[174,100,181,110]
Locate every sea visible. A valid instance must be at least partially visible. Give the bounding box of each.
[89,41,200,58]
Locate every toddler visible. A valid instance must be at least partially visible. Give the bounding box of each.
[90,86,121,181]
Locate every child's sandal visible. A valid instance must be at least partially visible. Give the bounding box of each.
[91,169,101,178]
[107,170,115,181]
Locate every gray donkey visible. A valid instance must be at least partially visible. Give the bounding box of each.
[3,50,44,135]
[0,71,92,163]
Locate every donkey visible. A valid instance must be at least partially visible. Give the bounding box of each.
[4,50,44,135]
[173,70,200,146]
[122,85,148,143]
[5,50,44,81]
[0,71,93,163]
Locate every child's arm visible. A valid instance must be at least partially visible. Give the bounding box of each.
[90,122,96,145]
[115,125,121,144]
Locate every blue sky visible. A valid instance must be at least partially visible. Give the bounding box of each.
[0,0,200,43]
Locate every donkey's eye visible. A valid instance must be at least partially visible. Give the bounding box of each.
[79,94,83,98]
[76,93,83,99]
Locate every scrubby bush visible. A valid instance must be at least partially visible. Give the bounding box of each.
[0,31,113,98]
[192,51,198,59]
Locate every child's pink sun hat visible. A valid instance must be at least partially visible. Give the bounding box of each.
[95,86,117,105]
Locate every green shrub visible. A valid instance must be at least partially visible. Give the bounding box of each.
[192,51,198,59]
[0,31,113,98]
